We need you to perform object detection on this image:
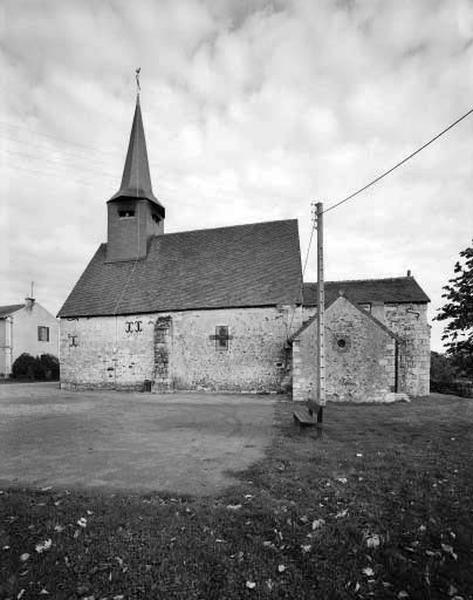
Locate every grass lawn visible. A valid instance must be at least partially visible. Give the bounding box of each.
[1,394,472,599]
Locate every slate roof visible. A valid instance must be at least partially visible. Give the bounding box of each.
[58,219,302,317]
[303,277,430,306]
[0,304,25,319]
[109,95,165,218]
[0,304,24,318]
[288,295,401,343]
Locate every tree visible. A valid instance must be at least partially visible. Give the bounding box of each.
[430,351,458,393]
[435,240,473,378]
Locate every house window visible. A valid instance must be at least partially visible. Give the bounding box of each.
[210,326,232,350]
[359,303,371,313]
[118,209,135,218]
[38,326,50,342]
[68,334,78,347]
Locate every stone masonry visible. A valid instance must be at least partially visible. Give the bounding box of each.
[384,303,430,396]
[60,305,300,392]
[292,297,430,401]
[292,296,397,403]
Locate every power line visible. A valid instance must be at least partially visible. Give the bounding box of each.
[323,106,473,215]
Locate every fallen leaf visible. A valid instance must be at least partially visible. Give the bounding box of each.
[301,544,312,553]
[35,539,52,553]
[226,504,242,510]
[17,590,25,599]
[356,453,363,457]
[336,477,348,484]
[266,579,274,590]
[299,515,309,523]
[54,525,64,532]
[20,553,30,562]
[77,517,87,528]
[362,567,375,577]
[335,509,348,519]
[312,518,325,530]
[278,564,286,573]
[366,534,381,549]
[246,581,256,589]
[398,592,409,599]
[441,543,458,560]
[448,584,458,596]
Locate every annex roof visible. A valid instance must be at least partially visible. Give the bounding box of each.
[0,304,24,318]
[58,219,302,317]
[288,294,401,343]
[303,277,430,306]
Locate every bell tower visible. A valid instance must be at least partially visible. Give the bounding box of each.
[106,90,165,262]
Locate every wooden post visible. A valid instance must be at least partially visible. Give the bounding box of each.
[316,202,325,421]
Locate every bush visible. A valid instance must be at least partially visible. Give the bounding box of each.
[11,353,60,380]
[12,353,38,379]
[39,354,60,380]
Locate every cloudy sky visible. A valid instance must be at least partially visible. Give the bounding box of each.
[2,0,472,351]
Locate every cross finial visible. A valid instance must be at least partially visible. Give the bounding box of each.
[135,67,141,95]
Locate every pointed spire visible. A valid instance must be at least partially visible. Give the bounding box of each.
[110,93,164,215]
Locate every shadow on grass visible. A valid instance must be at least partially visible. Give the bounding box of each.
[1,395,472,599]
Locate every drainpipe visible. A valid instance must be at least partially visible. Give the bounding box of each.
[394,340,399,393]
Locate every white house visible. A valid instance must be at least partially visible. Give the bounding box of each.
[0,298,59,377]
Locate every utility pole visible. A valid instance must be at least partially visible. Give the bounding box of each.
[293,202,326,428]
[315,202,325,422]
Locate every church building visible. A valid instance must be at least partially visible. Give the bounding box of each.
[58,95,430,402]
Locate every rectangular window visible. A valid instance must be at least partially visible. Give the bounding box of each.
[38,326,50,342]
[118,209,135,218]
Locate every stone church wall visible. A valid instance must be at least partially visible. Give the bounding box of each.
[298,300,430,398]
[384,303,430,396]
[292,297,396,403]
[60,305,300,392]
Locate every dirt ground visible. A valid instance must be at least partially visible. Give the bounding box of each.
[0,382,277,496]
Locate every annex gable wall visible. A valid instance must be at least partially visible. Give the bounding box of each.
[292,296,396,403]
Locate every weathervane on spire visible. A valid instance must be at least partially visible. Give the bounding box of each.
[135,67,141,95]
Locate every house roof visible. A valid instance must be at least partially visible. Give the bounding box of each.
[58,219,302,317]
[0,304,24,318]
[303,277,430,306]
[109,95,165,218]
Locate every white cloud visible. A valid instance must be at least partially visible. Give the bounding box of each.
[2,0,472,350]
